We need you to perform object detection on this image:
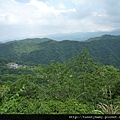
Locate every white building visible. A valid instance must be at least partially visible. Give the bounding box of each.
[7,62,19,68]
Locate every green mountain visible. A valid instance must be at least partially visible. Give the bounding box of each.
[0,38,52,62]
[0,39,120,114]
[0,35,120,67]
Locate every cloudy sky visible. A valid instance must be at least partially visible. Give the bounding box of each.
[0,0,120,41]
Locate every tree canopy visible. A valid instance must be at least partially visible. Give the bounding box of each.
[0,49,120,114]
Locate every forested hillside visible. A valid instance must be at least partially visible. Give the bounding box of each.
[0,38,51,62]
[0,35,120,67]
[0,49,120,114]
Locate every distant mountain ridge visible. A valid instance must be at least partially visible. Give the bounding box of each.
[0,34,120,67]
[1,29,120,43]
[47,29,120,41]
[85,34,120,42]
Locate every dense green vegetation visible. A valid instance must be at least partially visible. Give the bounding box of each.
[0,49,120,114]
[0,35,120,67]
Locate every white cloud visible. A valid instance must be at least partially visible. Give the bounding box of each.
[0,0,120,41]
[0,0,76,26]
[58,3,66,9]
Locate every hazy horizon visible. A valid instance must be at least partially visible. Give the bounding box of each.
[0,0,120,42]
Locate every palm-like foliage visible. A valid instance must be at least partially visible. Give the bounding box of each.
[97,103,120,114]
